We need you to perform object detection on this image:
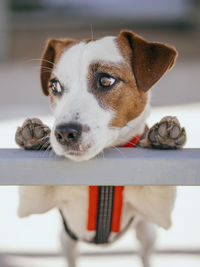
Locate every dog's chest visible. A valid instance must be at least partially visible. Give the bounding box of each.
[58,186,138,243]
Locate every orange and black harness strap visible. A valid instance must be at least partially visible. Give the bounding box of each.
[87,134,141,244]
[88,185,124,243]
[60,134,142,244]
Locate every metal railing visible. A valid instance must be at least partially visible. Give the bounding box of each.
[0,148,200,185]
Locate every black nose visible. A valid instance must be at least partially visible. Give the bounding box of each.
[55,123,82,145]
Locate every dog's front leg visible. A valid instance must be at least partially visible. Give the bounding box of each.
[139,116,186,149]
[60,228,77,267]
[135,221,156,267]
[15,118,51,150]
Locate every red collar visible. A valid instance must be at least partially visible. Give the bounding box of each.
[121,134,142,148]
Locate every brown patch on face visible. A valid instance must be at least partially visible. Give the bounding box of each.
[49,89,59,109]
[87,30,177,129]
[40,37,99,97]
[40,38,77,96]
[88,61,148,128]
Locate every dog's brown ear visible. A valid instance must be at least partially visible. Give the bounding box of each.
[40,38,75,95]
[118,30,177,92]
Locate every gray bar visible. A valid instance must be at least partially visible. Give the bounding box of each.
[0,148,199,185]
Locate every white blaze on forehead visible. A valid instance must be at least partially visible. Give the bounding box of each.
[81,36,124,64]
[53,36,124,85]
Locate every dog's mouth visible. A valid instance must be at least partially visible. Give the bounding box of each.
[62,149,97,161]
[51,139,99,161]
[67,150,85,156]
[53,142,104,161]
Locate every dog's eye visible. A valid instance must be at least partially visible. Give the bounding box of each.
[98,75,116,89]
[50,79,63,95]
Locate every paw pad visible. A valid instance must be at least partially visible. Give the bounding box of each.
[148,116,186,149]
[15,118,50,150]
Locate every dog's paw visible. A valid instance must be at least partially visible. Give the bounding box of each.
[15,118,51,150]
[148,116,186,149]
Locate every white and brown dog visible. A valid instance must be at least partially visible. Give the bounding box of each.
[16,30,186,267]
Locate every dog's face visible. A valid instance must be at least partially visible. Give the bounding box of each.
[40,30,177,161]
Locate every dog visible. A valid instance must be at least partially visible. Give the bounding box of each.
[15,29,186,267]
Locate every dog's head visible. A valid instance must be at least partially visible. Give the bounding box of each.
[40,30,177,161]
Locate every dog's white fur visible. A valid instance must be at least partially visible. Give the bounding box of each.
[18,35,176,267]
[18,186,176,236]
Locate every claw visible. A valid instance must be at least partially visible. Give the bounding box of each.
[21,125,32,140]
[158,122,168,137]
[149,129,156,142]
[34,126,45,139]
[169,125,180,139]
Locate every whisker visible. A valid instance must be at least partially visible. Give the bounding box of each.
[41,70,53,74]
[39,139,51,155]
[27,58,56,67]
[40,66,53,71]
[44,144,52,156]
[116,136,141,147]
[48,147,55,158]
[30,66,53,71]
[45,146,54,158]
[28,66,53,74]
[111,146,126,158]
[40,141,49,152]
[90,24,94,40]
